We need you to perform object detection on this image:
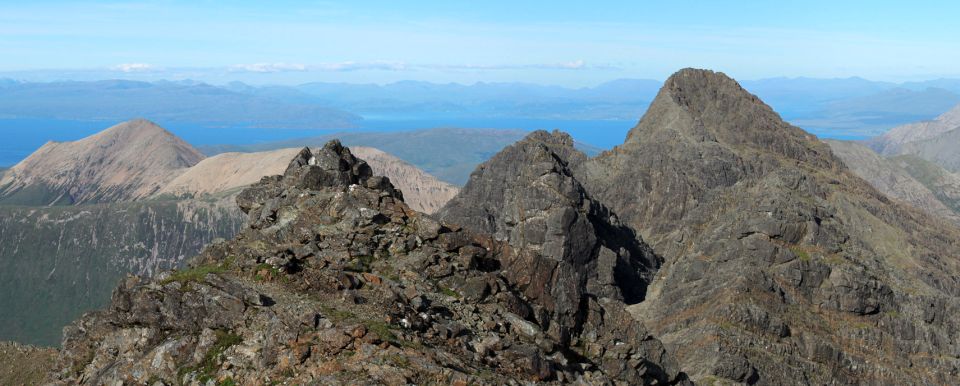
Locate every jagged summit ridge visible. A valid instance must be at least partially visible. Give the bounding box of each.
[51,139,688,385]
[576,68,960,384]
[157,146,458,214]
[626,68,837,169]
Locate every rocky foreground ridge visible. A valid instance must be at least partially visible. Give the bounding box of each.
[50,141,690,385]
[42,69,960,385]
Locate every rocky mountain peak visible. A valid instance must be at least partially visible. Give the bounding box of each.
[625,68,838,170]
[282,141,376,190]
[577,69,960,384]
[237,140,402,223]
[439,129,661,336]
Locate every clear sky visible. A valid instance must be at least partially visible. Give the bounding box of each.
[2,0,959,86]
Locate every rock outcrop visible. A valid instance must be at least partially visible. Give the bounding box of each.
[438,130,659,306]
[576,69,960,384]
[51,141,689,385]
[158,147,458,214]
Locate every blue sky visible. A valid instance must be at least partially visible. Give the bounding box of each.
[2,0,959,86]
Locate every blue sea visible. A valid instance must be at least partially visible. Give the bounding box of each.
[0,117,866,167]
[0,117,643,167]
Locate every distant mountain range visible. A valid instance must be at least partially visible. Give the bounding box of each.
[225,77,960,137]
[226,78,664,121]
[2,76,960,141]
[0,80,359,128]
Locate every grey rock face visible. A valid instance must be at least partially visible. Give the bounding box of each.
[576,68,960,385]
[51,140,689,385]
[437,130,662,344]
[439,130,659,302]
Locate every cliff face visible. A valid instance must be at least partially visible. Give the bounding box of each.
[573,69,960,384]
[0,198,244,346]
[49,142,690,385]
[437,130,659,305]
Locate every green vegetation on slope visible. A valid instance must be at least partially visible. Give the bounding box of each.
[0,199,244,346]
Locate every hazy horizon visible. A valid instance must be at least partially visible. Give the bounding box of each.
[3,1,959,87]
[2,71,959,88]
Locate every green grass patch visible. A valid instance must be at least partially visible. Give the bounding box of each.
[363,319,399,344]
[789,246,812,262]
[253,263,283,282]
[217,377,237,386]
[319,304,356,323]
[439,286,460,298]
[161,264,227,285]
[824,254,846,266]
[380,263,401,282]
[384,353,410,368]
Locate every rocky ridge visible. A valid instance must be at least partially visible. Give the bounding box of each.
[156,146,458,214]
[51,141,689,385]
[38,69,960,385]
[574,69,960,384]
